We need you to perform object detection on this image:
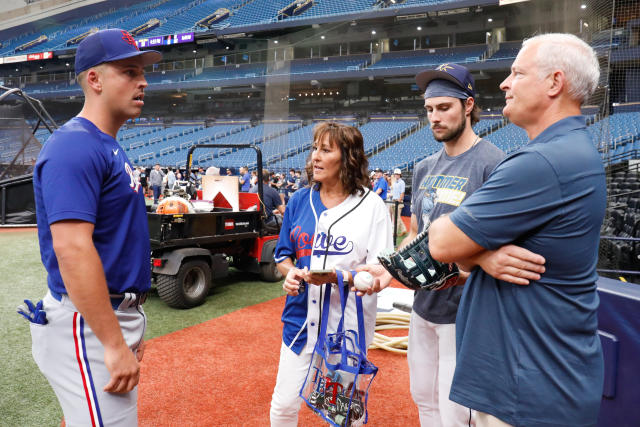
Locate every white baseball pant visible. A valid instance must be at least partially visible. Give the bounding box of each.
[30,291,146,427]
[269,340,315,427]
[408,310,473,427]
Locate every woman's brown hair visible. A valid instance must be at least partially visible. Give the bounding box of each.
[305,122,370,196]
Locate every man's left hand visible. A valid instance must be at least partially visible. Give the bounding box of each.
[475,244,545,285]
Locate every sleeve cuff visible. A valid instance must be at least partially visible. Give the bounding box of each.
[48,211,96,225]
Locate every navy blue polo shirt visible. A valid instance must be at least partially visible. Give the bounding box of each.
[262,184,282,221]
[449,116,606,426]
[34,117,151,295]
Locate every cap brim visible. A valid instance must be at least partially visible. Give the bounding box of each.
[106,49,162,67]
[416,69,465,93]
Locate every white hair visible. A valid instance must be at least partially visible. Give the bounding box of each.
[522,33,600,104]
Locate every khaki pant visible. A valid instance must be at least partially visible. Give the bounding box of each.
[476,412,513,427]
[389,202,407,235]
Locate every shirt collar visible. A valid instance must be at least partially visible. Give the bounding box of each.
[530,115,586,146]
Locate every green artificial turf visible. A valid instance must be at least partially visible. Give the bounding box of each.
[0,230,284,426]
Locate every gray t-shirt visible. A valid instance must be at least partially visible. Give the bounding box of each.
[411,139,505,324]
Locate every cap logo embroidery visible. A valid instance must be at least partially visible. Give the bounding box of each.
[436,63,454,72]
[121,31,138,50]
[468,83,473,90]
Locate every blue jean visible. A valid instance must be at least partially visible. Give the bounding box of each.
[152,185,162,203]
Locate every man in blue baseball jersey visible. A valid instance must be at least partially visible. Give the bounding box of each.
[29,29,161,426]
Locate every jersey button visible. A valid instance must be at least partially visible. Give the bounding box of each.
[310,322,315,326]
[312,299,317,304]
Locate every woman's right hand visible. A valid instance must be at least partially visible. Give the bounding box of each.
[283,266,308,296]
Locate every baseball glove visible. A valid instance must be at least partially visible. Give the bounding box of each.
[377,229,459,291]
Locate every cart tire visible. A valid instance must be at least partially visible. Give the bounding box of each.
[259,259,283,282]
[156,260,212,308]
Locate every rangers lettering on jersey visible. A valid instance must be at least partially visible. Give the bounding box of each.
[290,225,313,259]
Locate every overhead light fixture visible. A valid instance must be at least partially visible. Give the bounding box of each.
[417,26,422,31]
[274,40,279,44]
[371,30,376,35]
[487,18,493,22]
[192,50,197,53]
[321,35,325,40]
[581,4,587,9]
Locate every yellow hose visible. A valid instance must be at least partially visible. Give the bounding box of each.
[369,312,411,354]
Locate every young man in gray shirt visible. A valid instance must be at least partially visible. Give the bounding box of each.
[407,64,505,426]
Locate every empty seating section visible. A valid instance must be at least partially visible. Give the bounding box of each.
[145,69,191,84]
[281,55,370,75]
[398,0,465,6]
[0,0,481,54]
[5,113,640,176]
[483,123,528,154]
[22,81,70,93]
[358,120,419,154]
[473,118,503,136]
[121,123,249,166]
[0,0,162,56]
[260,123,315,164]
[283,0,372,21]
[368,126,440,171]
[186,63,267,81]
[587,113,640,161]
[369,46,487,69]
[225,0,298,27]
[488,41,522,61]
[196,123,302,168]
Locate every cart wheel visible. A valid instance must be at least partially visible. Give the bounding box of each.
[156,260,212,308]
[259,259,283,282]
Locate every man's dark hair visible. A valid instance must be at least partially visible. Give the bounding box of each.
[462,99,481,126]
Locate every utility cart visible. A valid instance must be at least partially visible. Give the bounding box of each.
[148,144,283,308]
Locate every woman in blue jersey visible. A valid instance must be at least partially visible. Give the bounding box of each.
[269,122,393,426]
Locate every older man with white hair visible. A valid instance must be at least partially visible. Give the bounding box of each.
[428,33,606,427]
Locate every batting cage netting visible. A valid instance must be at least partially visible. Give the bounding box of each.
[578,0,640,280]
[0,86,57,225]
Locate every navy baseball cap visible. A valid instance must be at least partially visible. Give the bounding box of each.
[416,63,475,99]
[75,28,162,74]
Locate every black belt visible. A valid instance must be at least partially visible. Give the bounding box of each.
[50,289,147,310]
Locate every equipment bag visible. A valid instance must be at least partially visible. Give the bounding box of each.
[300,271,378,427]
